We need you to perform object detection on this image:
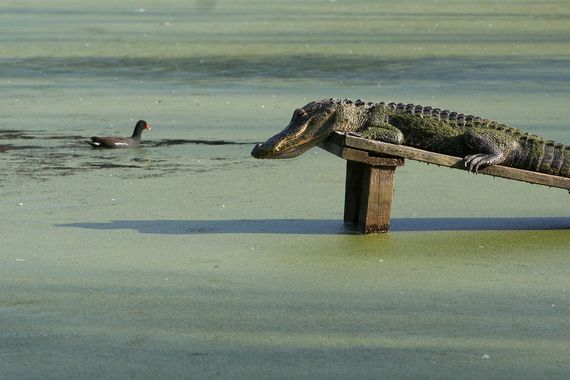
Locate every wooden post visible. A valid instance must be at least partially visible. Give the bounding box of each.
[320,136,404,234]
[319,131,570,234]
[343,160,364,226]
[344,160,399,233]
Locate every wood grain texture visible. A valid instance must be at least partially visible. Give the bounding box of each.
[342,161,397,233]
[357,165,396,233]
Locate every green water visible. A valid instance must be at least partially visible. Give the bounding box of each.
[1,1,570,379]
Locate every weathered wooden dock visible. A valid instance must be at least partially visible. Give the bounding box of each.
[319,131,570,234]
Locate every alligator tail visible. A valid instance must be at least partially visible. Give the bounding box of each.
[544,142,570,177]
[515,137,570,177]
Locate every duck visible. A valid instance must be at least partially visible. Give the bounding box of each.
[87,120,150,148]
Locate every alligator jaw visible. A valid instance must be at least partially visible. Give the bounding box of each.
[251,100,339,159]
[251,142,280,159]
[251,118,320,159]
[251,139,317,159]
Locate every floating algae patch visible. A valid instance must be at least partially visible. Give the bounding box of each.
[0,129,43,152]
[2,1,570,378]
[0,144,39,152]
[0,130,38,140]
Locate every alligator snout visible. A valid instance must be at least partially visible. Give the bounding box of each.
[252,101,338,159]
[251,142,267,158]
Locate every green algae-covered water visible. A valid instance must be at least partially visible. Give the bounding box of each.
[1,1,570,379]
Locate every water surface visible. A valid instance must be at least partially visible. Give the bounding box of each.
[1,1,570,379]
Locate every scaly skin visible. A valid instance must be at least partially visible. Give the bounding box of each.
[251,98,570,177]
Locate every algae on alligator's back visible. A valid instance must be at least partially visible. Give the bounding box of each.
[252,98,570,177]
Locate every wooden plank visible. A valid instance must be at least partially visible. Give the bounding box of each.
[320,140,405,167]
[324,132,570,190]
[322,140,404,233]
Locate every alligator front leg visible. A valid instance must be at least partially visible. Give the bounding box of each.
[359,123,405,145]
[463,129,520,173]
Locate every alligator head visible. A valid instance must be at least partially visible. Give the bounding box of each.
[251,100,338,159]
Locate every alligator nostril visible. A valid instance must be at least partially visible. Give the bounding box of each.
[251,143,265,158]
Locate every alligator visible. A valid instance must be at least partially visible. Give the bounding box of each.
[251,98,570,176]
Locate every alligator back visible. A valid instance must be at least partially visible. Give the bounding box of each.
[372,102,570,177]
